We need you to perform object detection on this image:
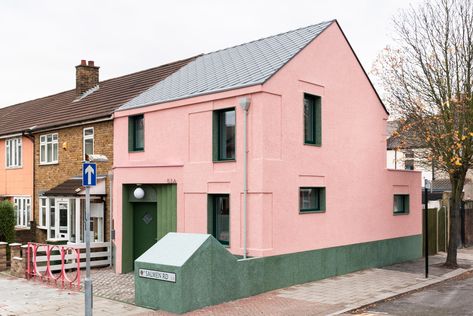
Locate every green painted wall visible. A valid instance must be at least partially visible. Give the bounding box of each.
[156,184,177,240]
[122,184,177,273]
[135,234,422,314]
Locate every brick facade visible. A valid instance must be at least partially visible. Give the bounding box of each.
[34,120,113,243]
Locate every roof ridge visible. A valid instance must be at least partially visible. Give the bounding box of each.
[202,20,335,58]
[0,55,201,111]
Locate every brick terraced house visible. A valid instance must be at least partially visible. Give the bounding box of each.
[0,57,196,251]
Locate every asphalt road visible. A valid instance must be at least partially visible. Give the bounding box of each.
[358,271,473,316]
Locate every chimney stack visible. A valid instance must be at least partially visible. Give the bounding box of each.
[75,60,99,96]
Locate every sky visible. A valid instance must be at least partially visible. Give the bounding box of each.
[0,0,423,107]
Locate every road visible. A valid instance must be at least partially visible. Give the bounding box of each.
[357,271,473,316]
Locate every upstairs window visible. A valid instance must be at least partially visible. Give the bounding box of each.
[299,187,326,213]
[83,127,94,160]
[5,137,22,168]
[40,133,58,164]
[404,151,414,170]
[129,115,144,152]
[393,194,410,215]
[304,93,322,145]
[213,108,236,161]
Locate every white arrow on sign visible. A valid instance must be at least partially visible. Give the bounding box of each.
[85,165,95,185]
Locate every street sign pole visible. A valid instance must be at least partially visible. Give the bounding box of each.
[85,184,92,316]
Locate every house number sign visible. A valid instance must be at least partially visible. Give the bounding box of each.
[139,268,176,283]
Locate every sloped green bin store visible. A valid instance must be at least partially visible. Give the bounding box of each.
[135,233,421,314]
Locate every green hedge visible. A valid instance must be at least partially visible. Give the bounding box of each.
[0,200,15,243]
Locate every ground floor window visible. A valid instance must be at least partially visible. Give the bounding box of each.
[208,194,230,245]
[299,187,326,213]
[13,197,31,228]
[393,194,410,214]
[40,196,105,242]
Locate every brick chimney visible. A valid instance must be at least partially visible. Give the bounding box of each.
[75,60,99,96]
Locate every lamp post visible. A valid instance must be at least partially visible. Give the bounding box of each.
[83,154,108,316]
[424,178,431,278]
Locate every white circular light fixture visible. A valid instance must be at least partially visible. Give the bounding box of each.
[133,187,145,199]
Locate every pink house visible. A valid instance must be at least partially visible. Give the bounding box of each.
[112,20,421,275]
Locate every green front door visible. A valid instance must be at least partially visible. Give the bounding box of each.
[133,202,157,261]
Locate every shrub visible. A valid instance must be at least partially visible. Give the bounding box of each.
[0,200,15,243]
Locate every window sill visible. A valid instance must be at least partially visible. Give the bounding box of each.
[299,209,326,214]
[14,226,30,230]
[6,166,23,170]
[37,226,47,230]
[40,162,59,166]
[393,212,409,216]
[129,149,144,153]
[304,142,322,147]
[213,159,236,163]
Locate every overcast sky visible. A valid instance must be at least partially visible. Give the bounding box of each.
[0,0,423,107]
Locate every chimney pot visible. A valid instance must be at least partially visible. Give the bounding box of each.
[81,60,87,65]
[88,60,95,67]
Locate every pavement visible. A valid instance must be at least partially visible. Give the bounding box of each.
[0,247,472,315]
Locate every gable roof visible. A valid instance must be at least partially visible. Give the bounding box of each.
[119,20,335,111]
[0,56,197,136]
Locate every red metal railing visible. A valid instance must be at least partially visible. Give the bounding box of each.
[26,242,81,289]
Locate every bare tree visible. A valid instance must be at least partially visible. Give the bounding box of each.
[374,0,473,267]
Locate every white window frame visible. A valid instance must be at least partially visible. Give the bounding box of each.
[13,197,31,228]
[40,133,58,165]
[38,197,48,229]
[5,137,22,168]
[83,127,94,160]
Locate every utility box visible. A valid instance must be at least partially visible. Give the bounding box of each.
[135,232,243,314]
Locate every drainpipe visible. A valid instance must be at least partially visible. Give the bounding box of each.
[239,97,251,259]
[23,128,35,233]
[109,171,113,269]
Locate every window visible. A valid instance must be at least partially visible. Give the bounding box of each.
[394,194,410,214]
[213,108,236,161]
[208,194,230,245]
[404,151,414,170]
[39,197,48,228]
[40,133,58,164]
[6,137,22,168]
[299,187,326,213]
[13,197,31,228]
[304,93,322,145]
[83,127,94,160]
[129,115,144,151]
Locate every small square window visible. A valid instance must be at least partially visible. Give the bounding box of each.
[299,187,326,213]
[393,194,409,214]
[129,115,144,152]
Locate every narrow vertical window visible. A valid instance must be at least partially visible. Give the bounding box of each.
[213,108,236,161]
[83,127,94,160]
[304,93,321,145]
[129,115,144,151]
[208,194,230,245]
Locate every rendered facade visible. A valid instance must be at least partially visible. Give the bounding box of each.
[113,20,422,274]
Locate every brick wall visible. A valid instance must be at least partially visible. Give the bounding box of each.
[34,120,113,243]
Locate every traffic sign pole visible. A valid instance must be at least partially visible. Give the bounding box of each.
[85,184,93,316]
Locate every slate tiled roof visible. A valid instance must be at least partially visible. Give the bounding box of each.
[119,20,335,111]
[0,56,197,136]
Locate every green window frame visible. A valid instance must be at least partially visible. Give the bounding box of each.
[393,194,410,215]
[303,93,322,145]
[213,108,236,161]
[208,194,230,245]
[299,187,326,213]
[128,114,144,152]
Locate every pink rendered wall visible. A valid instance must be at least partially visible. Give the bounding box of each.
[0,136,34,197]
[112,23,421,273]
